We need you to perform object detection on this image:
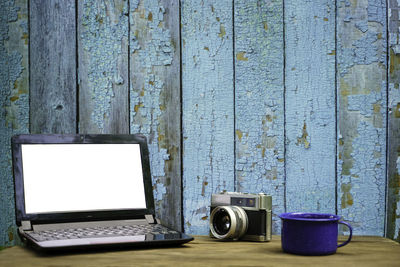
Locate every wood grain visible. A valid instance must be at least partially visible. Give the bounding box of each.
[234,0,284,234]
[181,0,235,234]
[0,236,399,266]
[387,0,400,242]
[78,0,129,134]
[129,0,181,231]
[284,0,336,214]
[336,0,387,235]
[30,0,76,134]
[0,0,29,246]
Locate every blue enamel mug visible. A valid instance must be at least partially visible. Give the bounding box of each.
[279,213,353,256]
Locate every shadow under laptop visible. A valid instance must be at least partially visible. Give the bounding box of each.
[25,241,193,257]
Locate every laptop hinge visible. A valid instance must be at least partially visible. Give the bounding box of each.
[21,221,32,231]
[145,214,155,224]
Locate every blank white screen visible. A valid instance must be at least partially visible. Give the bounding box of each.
[21,144,147,214]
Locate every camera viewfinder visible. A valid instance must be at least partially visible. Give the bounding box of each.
[230,197,256,207]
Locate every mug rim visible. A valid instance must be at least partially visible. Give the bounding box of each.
[279,212,341,222]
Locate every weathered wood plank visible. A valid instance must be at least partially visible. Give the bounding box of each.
[337,0,387,235]
[0,0,29,246]
[78,0,129,134]
[284,0,336,213]
[234,0,284,234]
[30,0,76,134]
[129,0,181,230]
[182,0,234,234]
[387,0,400,242]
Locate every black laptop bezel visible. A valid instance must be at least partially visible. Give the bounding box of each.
[12,134,155,225]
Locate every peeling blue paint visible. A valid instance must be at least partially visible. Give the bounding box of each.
[80,0,128,130]
[153,180,167,204]
[138,0,173,67]
[129,0,140,54]
[285,0,336,214]
[338,31,380,76]
[0,0,395,243]
[130,36,141,54]
[388,93,399,123]
[338,0,387,77]
[395,156,400,240]
[388,0,400,242]
[338,121,386,234]
[347,92,382,116]
[353,32,380,64]
[355,21,368,33]
[130,0,139,11]
[182,0,234,234]
[0,0,29,246]
[234,0,284,234]
[130,74,170,182]
[129,0,173,208]
[367,0,386,24]
[337,0,387,236]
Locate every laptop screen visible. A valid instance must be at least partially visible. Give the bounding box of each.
[21,143,147,214]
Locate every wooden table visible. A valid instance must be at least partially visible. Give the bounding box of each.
[0,236,399,266]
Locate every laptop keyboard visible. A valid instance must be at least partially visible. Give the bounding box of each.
[26,224,178,242]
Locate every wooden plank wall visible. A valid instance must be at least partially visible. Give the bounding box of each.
[78,0,129,134]
[0,0,29,246]
[285,0,336,214]
[129,0,181,230]
[337,0,387,236]
[387,0,400,242]
[30,0,77,134]
[234,0,284,234]
[1,0,400,246]
[182,0,235,233]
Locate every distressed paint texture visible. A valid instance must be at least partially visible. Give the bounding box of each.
[182,0,234,234]
[129,0,181,230]
[0,0,28,246]
[78,0,129,133]
[337,0,387,235]
[234,0,284,234]
[1,0,398,244]
[285,0,336,213]
[30,0,76,134]
[387,0,400,241]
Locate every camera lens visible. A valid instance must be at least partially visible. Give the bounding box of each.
[213,209,231,235]
[210,206,248,240]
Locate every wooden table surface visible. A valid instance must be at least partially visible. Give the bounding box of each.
[0,235,399,266]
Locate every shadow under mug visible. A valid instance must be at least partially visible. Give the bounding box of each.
[279,212,352,256]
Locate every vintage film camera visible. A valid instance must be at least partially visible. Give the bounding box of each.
[209,192,272,241]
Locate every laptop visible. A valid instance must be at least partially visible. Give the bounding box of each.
[11,134,193,250]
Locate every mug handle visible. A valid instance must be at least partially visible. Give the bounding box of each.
[337,221,353,248]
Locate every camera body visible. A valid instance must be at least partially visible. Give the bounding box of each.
[209,192,272,242]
